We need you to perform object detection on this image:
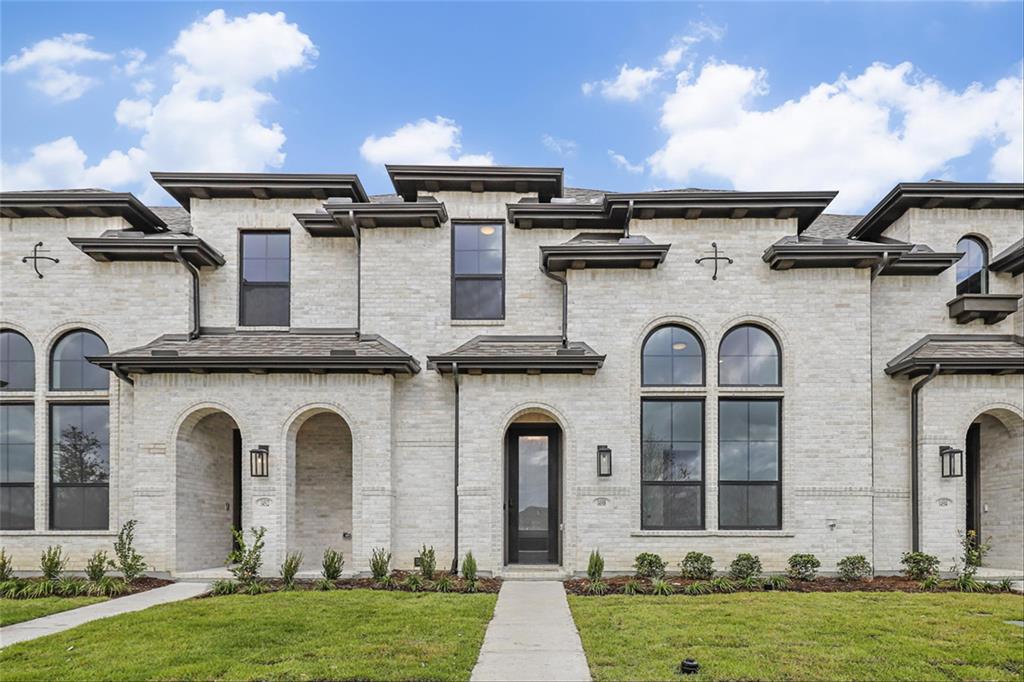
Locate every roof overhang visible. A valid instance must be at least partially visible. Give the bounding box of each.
[151,172,369,210]
[541,240,670,270]
[90,354,419,375]
[850,183,1024,241]
[427,352,604,375]
[68,234,225,267]
[763,242,906,270]
[293,212,355,238]
[387,165,563,202]
[885,334,1024,378]
[508,201,624,230]
[322,199,448,229]
[605,191,837,232]
[877,250,963,276]
[990,239,1024,276]
[0,192,167,232]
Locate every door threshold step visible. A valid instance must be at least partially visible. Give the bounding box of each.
[501,566,571,581]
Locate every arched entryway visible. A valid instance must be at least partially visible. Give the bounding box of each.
[288,410,353,570]
[504,412,563,566]
[175,409,243,573]
[965,408,1023,571]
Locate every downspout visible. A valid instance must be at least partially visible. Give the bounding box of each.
[540,265,568,348]
[111,362,134,386]
[910,363,940,552]
[351,209,361,339]
[623,199,634,239]
[450,361,460,574]
[172,246,200,340]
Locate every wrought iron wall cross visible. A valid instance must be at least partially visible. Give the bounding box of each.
[694,241,733,280]
[22,241,59,279]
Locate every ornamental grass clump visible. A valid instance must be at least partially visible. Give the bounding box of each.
[900,551,940,581]
[280,551,303,590]
[679,552,715,580]
[650,577,674,596]
[728,553,762,581]
[322,548,344,581]
[369,547,391,582]
[709,577,736,593]
[622,578,644,595]
[633,552,666,579]
[111,519,148,582]
[211,579,239,596]
[434,573,454,593]
[586,550,607,594]
[227,526,266,588]
[786,553,821,581]
[402,573,424,592]
[837,554,872,582]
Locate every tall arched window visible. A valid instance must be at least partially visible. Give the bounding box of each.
[51,330,108,391]
[642,325,704,386]
[1,330,35,391]
[956,236,988,296]
[718,325,780,387]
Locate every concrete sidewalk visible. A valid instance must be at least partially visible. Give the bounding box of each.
[0,581,209,649]
[471,581,591,682]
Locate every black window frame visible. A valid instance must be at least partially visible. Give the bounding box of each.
[640,397,705,530]
[955,235,989,296]
[641,324,706,387]
[1,329,35,392]
[450,221,506,321]
[718,397,782,531]
[48,401,110,531]
[1,402,35,530]
[238,230,291,327]
[49,329,109,392]
[718,324,782,388]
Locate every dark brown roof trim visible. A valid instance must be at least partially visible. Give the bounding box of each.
[151,172,369,210]
[508,201,624,230]
[541,239,671,270]
[885,334,1024,378]
[850,183,1024,241]
[877,250,963,276]
[427,336,604,375]
[387,165,563,202]
[293,212,354,238]
[947,294,1021,325]
[990,239,1024,276]
[323,199,448,229]
[0,191,167,232]
[763,238,962,274]
[605,191,837,232]
[68,235,225,267]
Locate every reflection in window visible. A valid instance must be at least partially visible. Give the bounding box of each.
[719,325,780,386]
[642,325,704,386]
[452,223,504,320]
[641,399,703,529]
[1,404,34,529]
[1,330,34,391]
[955,237,988,296]
[50,404,109,530]
[240,231,291,326]
[719,400,780,529]
[51,330,108,391]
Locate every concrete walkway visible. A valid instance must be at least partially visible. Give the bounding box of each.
[471,581,591,682]
[0,581,209,649]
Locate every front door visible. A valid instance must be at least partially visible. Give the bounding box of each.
[232,429,242,551]
[965,422,981,537]
[506,425,560,565]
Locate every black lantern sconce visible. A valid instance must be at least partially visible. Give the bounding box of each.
[939,445,963,478]
[597,445,612,477]
[250,445,270,477]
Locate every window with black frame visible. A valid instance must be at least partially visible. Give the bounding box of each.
[50,403,109,530]
[452,223,504,320]
[51,330,107,391]
[641,399,704,529]
[955,236,988,296]
[642,325,704,386]
[719,399,781,529]
[240,231,290,327]
[1,404,34,530]
[1,330,35,391]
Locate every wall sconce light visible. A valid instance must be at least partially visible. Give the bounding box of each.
[250,445,269,477]
[597,445,612,477]
[939,445,963,478]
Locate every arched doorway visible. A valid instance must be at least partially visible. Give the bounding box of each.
[175,409,242,573]
[965,408,1023,571]
[504,412,563,566]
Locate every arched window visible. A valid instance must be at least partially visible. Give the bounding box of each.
[956,236,988,296]
[51,330,108,391]
[718,325,780,387]
[642,325,704,386]
[1,330,34,391]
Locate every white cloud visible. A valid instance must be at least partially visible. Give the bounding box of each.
[1,10,318,199]
[542,134,578,157]
[608,149,644,174]
[120,48,147,77]
[132,78,154,95]
[2,33,113,101]
[648,60,1024,211]
[360,116,494,166]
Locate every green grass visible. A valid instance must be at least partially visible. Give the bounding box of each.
[569,592,1024,681]
[0,597,106,627]
[0,590,496,681]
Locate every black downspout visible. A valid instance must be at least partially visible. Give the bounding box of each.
[623,199,634,239]
[910,363,940,552]
[351,209,361,339]
[111,362,134,386]
[450,361,460,574]
[541,266,568,348]
[172,246,200,340]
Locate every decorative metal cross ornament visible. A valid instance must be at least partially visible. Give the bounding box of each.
[22,241,59,279]
[694,242,733,280]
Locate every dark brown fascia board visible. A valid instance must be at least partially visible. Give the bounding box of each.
[990,239,1024,276]
[426,354,605,375]
[947,293,1021,325]
[89,354,420,375]
[762,242,910,270]
[322,200,448,229]
[151,172,369,210]
[294,213,355,238]
[884,333,1024,377]
[0,192,167,232]
[68,235,226,267]
[604,191,838,232]
[850,183,1024,241]
[507,202,624,230]
[878,250,963,276]
[541,243,671,270]
[387,165,564,202]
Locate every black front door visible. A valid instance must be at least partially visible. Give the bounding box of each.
[506,425,560,565]
[965,422,981,536]
[232,429,242,551]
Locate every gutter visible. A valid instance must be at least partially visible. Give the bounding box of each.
[540,265,568,348]
[910,363,940,552]
[623,199,634,239]
[172,245,200,340]
[111,362,134,386]
[352,209,361,338]
[450,361,460,574]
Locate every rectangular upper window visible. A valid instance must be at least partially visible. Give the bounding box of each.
[1,404,34,530]
[240,231,290,327]
[452,223,504,320]
[50,403,109,531]
[718,399,781,530]
[641,399,704,530]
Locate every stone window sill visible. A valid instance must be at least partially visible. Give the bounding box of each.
[1,530,118,537]
[450,319,505,327]
[630,530,795,538]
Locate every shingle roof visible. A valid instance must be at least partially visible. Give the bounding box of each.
[803,213,862,239]
[427,335,604,374]
[147,206,192,233]
[885,334,1024,378]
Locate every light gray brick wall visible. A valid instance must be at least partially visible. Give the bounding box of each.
[978,412,1024,571]
[293,411,353,570]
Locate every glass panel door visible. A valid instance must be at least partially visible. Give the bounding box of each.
[506,425,560,565]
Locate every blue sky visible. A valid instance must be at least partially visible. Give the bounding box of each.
[2,2,1022,211]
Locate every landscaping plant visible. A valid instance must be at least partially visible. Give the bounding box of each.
[786,553,821,581]
[709,577,736,593]
[901,551,940,581]
[650,577,674,596]
[679,552,715,580]
[633,552,666,578]
[418,545,436,579]
[40,545,67,582]
[403,573,423,592]
[322,548,344,581]
[684,581,713,596]
[461,551,478,592]
[434,574,454,593]
[0,548,13,581]
[837,554,872,581]
[227,526,266,587]
[959,530,991,576]
[211,579,239,596]
[111,519,148,582]
[763,575,792,591]
[729,553,762,581]
[622,578,644,595]
[587,550,605,581]
[370,547,391,581]
[281,551,303,590]
[85,550,109,583]
[57,577,86,597]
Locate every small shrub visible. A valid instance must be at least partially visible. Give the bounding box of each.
[461,551,478,583]
[0,548,13,581]
[418,545,436,580]
[281,551,303,590]
[434,574,454,593]
[85,550,109,583]
[315,577,335,591]
[322,548,344,581]
[953,573,985,593]
[40,546,67,581]
[786,554,821,581]
[370,547,391,581]
[111,519,148,582]
[959,530,991,578]
[763,575,791,591]
[57,577,87,596]
[901,551,940,581]
[227,526,266,587]
[679,552,715,580]
[634,552,666,578]
[587,550,605,582]
[586,579,608,595]
[403,573,424,592]
[684,581,713,596]
[738,576,763,591]
[919,575,940,592]
[211,579,239,596]
[729,553,762,581]
[837,554,872,582]
[709,577,736,594]
[650,577,674,596]
[623,578,644,595]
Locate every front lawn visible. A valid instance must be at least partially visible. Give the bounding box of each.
[0,596,106,627]
[0,590,497,681]
[569,592,1024,681]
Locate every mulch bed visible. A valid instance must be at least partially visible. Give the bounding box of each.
[563,575,1017,596]
[200,571,502,596]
